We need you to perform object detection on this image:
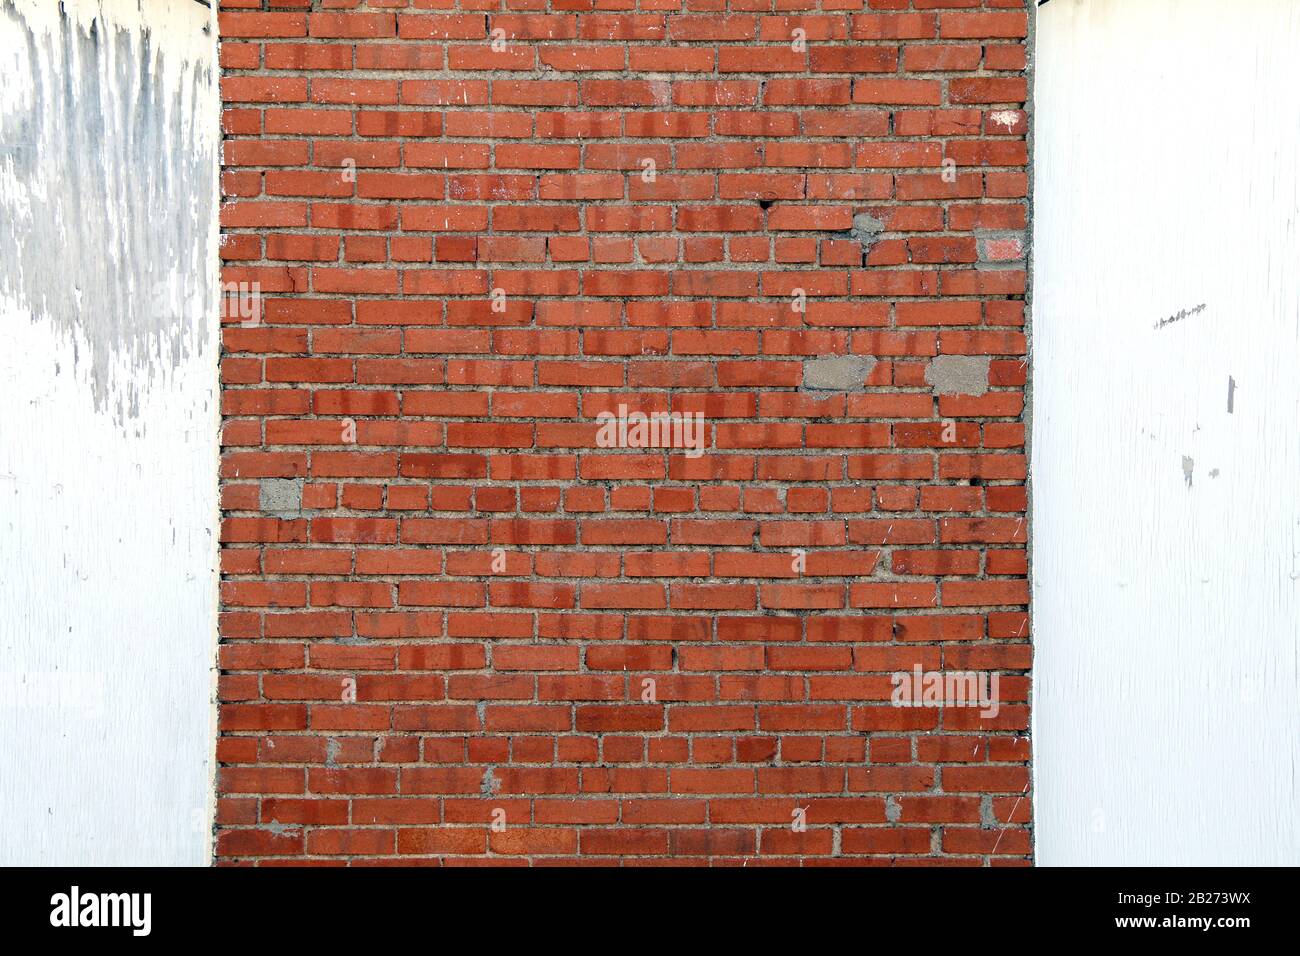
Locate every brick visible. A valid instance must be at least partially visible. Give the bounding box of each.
[216,0,1029,867]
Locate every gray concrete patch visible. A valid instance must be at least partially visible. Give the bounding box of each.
[802,356,876,391]
[850,212,885,251]
[260,478,303,516]
[925,355,991,396]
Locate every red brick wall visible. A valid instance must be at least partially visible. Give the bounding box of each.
[216,0,1031,865]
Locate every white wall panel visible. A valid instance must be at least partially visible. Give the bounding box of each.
[1033,0,1300,864]
[0,0,218,865]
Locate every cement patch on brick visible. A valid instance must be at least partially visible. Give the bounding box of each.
[925,355,991,396]
[260,478,303,516]
[802,356,876,391]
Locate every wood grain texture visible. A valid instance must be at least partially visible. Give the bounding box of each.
[1033,0,1300,864]
[0,0,218,865]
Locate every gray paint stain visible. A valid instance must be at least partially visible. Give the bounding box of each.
[260,820,300,837]
[0,1,214,420]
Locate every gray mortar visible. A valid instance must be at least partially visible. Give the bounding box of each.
[980,795,999,827]
[1023,0,1039,866]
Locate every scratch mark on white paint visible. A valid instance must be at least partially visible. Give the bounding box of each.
[1153,302,1207,331]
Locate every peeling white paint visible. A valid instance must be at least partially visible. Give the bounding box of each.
[0,0,218,865]
[1033,0,1300,865]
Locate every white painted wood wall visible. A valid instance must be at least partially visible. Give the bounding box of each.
[1033,0,1300,864]
[0,0,218,865]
